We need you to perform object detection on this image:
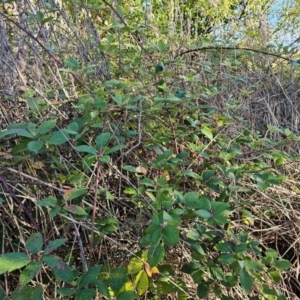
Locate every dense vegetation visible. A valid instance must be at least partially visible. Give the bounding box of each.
[1,0,300,299]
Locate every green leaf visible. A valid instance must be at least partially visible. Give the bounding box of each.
[201,127,213,140]
[235,243,247,253]
[268,269,281,283]
[57,288,76,296]
[191,269,204,284]
[218,254,235,265]
[197,282,210,298]
[194,209,212,219]
[64,58,80,69]
[77,265,102,289]
[139,234,151,247]
[222,273,238,288]
[47,130,70,145]
[64,188,87,201]
[0,252,30,274]
[239,269,253,295]
[27,141,44,154]
[102,79,122,87]
[199,197,211,210]
[213,283,222,297]
[157,79,168,92]
[215,242,232,252]
[66,122,79,133]
[116,291,138,300]
[147,244,165,267]
[159,265,175,276]
[157,277,186,295]
[184,192,201,209]
[108,268,127,292]
[11,285,43,300]
[134,270,148,296]
[157,40,167,52]
[124,187,137,195]
[150,227,161,244]
[112,91,123,105]
[262,285,277,296]
[222,296,234,300]
[181,169,200,179]
[162,210,173,223]
[127,258,144,275]
[155,62,165,74]
[41,16,53,25]
[188,229,203,243]
[191,243,206,255]
[123,165,137,172]
[213,214,228,225]
[0,128,33,139]
[202,170,214,181]
[38,119,56,134]
[94,279,110,298]
[140,178,155,187]
[100,155,110,163]
[103,144,126,154]
[27,123,38,137]
[162,225,179,246]
[212,202,230,216]
[43,255,75,283]
[277,294,287,300]
[75,289,96,300]
[75,145,97,155]
[59,68,72,73]
[181,262,201,274]
[272,259,292,270]
[44,239,68,255]
[0,286,4,300]
[19,261,42,287]
[17,129,34,138]
[63,205,87,216]
[63,127,78,135]
[265,248,278,258]
[35,11,44,23]
[206,178,223,192]
[49,207,60,218]
[27,97,40,112]
[26,233,43,254]
[36,197,57,207]
[244,259,263,272]
[210,266,225,281]
[175,89,186,98]
[96,132,111,147]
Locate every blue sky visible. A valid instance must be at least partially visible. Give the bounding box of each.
[268,0,298,45]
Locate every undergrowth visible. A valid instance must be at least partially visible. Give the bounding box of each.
[0,1,300,299]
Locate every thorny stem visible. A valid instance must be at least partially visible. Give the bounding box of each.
[90,113,109,267]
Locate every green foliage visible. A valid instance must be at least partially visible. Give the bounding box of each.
[1,0,299,299]
[0,233,111,299]
[0,253,30,274]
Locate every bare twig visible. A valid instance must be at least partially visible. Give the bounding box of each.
[0,11,95,96]
[90,113,109,267]
[2,166,64,193]
[176,46,296,63]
